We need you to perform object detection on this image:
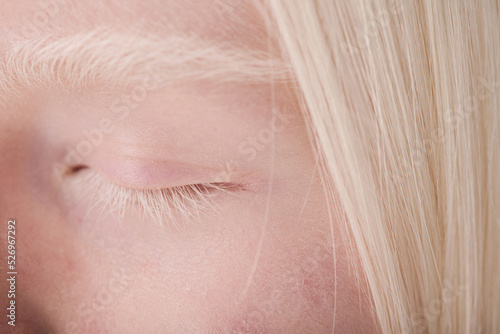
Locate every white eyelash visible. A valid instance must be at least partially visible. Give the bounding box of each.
[72,169,237,228]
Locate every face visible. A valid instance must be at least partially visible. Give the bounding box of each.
[0,0,378,333]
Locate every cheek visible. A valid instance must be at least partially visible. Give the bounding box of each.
[58,174,346,333]
[213,232,337,333]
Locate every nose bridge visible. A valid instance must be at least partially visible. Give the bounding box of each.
[2,105,68,192]
[0,110,73,245]
[0,112,39,265]
[0,111,30,197]
[0,109,80,331]
[0,121,38,331]
[0,115,37,200]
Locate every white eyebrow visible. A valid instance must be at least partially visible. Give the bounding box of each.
[0,28,291,104]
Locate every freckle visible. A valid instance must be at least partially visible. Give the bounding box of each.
[302,277,323,307]
[297,267,335,310]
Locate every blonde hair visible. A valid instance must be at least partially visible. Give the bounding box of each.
[268,0,499,333]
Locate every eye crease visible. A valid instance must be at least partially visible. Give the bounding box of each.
[64,167,242,229]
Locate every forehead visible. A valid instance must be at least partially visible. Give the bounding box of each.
[0,0,269,53]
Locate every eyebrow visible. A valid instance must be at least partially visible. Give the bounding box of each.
[0,28,291,104]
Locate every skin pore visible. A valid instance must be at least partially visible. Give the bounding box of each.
[0,0,379,333]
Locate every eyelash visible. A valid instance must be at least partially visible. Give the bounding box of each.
[72,168,238,228]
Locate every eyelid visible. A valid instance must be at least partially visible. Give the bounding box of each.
[89,156,232,190]
[71,168,238,227]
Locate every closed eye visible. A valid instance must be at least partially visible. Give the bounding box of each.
[67,167,241,229]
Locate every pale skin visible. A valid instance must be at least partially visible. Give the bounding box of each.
[0,0,379,333]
